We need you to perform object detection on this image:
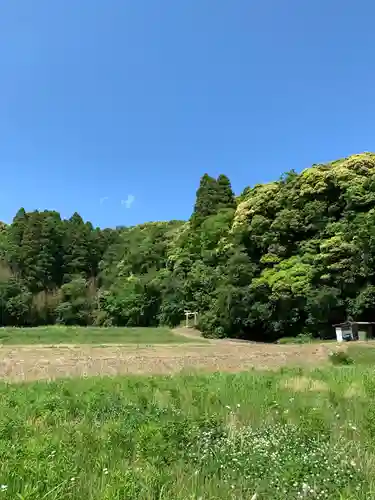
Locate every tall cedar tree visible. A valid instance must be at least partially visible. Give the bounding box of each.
[191,173,236,226]
[62,213,92,280]
[216,174,236,209]
[7,208,28,275]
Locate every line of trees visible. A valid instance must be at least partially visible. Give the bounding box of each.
[2,153,375,341]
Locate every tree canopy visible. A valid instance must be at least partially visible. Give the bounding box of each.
[1,153,375,341]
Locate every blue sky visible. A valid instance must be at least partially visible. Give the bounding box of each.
[0,1,374,228]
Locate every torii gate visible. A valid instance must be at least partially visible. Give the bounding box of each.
[184,310,198,328]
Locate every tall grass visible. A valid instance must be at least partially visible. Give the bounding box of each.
[0,366,374,499]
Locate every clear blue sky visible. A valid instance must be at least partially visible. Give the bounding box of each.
[1,1,374,228]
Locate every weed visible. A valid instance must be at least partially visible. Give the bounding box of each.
[329,351,354,366]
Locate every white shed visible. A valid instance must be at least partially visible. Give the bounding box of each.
[333,321,375,342]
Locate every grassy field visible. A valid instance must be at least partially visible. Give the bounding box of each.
[1,345,375,499]
[0,326,199,345]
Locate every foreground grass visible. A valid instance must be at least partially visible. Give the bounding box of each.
[1,362,375,499]
[347,343,375,364]
[0,326,198,345]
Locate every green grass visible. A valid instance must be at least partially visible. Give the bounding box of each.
[1,363,375,499]
[0,326,199,345]
[347,344,375,365]
[277,333,336,345]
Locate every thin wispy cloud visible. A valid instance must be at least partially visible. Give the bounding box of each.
[121,194,135,209]
[100,197,109,205]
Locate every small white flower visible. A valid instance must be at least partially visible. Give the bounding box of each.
[225,405,231,410]
[70,477,76,483]
[0,485,7,492]
[103,467,108,475]
[236,403,241,408]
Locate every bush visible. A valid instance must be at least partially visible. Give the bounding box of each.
[92,309,112,327]
[198,310,226,338]
[55,277,95,326]
[329,350,354,365]
[277,333,314,345]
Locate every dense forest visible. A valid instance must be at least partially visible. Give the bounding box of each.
[1,153,375,341]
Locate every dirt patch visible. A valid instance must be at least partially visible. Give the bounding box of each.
[172,327,207,341]
[281,376,329,392]
[0,342,342,382]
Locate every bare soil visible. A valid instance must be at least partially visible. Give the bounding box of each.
[0,340,342,382]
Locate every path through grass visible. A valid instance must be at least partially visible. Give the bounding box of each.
[0,363,375,499]
[0,326,200,345]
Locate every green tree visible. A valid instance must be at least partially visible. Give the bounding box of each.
[0,277,32,326]
[102,275,160,327]
[191,174,235,227]
[56,277,95,325]
[217,174,236,208]
[63,213,92,280]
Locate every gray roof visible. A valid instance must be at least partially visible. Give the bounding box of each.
[333,322,375,326]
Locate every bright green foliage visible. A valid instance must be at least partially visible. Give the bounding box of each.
[100,221,183,285]
[0,367,373,499]
[3,153,375,340]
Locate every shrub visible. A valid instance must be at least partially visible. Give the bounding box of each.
[277,333,314,344]
[329,350,354,365]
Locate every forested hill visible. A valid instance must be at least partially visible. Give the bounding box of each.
[1,152,375,341]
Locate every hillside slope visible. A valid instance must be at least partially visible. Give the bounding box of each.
[2,154,375,341]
